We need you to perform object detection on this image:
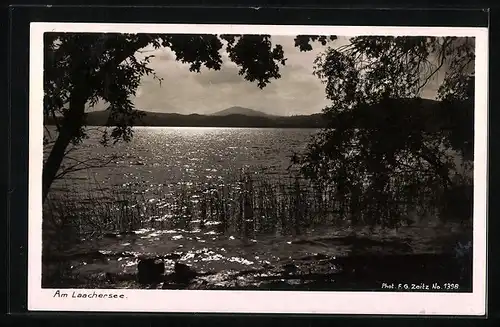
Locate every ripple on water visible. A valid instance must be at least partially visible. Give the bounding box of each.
[228,257,254,266]
[181,252,196,261]
[205,221,222,226]
[201,252,225,262]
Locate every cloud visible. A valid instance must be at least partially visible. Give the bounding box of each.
[193,65,246,86]
[131,35,334,115]
[125,35,450,116]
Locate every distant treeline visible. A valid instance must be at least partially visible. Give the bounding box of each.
[45,110,328,128]
[45,98,452,129]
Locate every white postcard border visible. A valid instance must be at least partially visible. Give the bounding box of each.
[28,22,488,315]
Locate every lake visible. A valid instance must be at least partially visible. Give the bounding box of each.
[48,126,318,196]
[43,126,472,290]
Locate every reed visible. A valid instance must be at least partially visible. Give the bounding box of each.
[43,170,341,246]
[43,167,472,254]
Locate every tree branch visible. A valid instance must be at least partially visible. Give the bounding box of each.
[54,154,119,180]
[414,38,453,94]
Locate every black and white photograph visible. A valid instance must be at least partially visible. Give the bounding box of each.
[28,23,488,315]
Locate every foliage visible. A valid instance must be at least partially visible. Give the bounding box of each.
[293,36,475,227]
[44,33,281,145]
[42,33,334,201]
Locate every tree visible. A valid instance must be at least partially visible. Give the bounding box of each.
[293,36,475,227]
[43,33,337,203]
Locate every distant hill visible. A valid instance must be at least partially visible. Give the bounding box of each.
[44,98,446,129]
[45,109,327,128]
[211,106,275,117]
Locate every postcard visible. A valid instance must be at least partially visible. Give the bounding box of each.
[29,22,488,315]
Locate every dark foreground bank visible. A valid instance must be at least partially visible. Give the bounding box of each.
[42,250,472,292]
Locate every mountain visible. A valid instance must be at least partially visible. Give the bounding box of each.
[44,98,445,129]
[211,106,274,117]
[45,110,327,128]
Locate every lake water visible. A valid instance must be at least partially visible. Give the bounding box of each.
[48,127,318,196]
[43,127,471,287]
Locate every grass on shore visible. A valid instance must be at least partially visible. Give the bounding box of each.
[42,169,473,289]
[43,169,472,254]
[44,172,339,249]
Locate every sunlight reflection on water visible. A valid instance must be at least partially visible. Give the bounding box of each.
[67,219,469,281]
[46,127,471,281]
[50,127,316,196]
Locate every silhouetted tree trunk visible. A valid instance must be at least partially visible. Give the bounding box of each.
[43,88,87,203]
[42,39,145,203]
[42,33,326,203]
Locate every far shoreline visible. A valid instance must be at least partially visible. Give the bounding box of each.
[44,124,324,129]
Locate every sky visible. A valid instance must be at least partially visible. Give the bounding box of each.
[89,35,444,116]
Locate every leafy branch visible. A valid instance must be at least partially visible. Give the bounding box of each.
[54,154,120,181]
